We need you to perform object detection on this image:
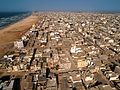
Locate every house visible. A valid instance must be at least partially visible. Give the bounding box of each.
[69,74,81,83]
[85,74,94,82]
[104,71,119,81]
[59,60,71,71]
[114,66,120,74]
[98,85,115,90]
[77,57,88,68]
[14,40,24,49]
[3,80,14,90]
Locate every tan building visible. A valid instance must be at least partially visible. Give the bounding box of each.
[77,58,88,68]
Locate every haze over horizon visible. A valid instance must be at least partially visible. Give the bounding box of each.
[0,0,120,12]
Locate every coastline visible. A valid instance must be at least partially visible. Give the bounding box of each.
[0,13,30,30]
[0,15,39,58]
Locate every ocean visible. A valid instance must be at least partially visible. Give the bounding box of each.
[0,12,31,29]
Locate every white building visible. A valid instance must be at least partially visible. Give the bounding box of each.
[14,40,24,49]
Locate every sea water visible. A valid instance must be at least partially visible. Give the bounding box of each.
[0,12,31,29]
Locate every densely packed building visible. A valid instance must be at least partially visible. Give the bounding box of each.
[0,12,120,90]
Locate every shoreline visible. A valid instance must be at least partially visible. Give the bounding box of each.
[0,15,39,58]
[0,13,31,30]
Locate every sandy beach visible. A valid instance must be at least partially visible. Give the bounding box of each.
[0,15,39,58]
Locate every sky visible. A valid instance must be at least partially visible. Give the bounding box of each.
[0,0,120,12]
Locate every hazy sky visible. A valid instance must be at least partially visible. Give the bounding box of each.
[0,0,120,12]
